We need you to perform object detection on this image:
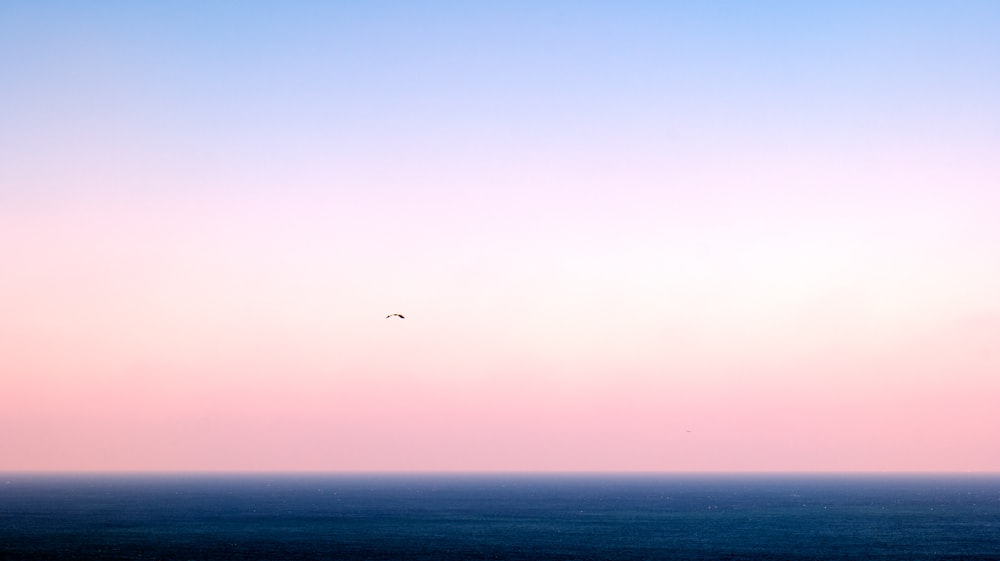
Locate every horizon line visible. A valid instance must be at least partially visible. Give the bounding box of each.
[4,470,999,477]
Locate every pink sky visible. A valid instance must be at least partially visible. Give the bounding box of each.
[2,2,999,471]
[3,182,997,472]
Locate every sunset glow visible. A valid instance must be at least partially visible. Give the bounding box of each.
[2,1,998,472]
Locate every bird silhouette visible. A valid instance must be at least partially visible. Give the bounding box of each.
[386,313,405,319]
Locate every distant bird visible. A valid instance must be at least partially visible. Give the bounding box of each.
[386,313,405,319]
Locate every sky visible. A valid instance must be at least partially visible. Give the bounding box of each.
[1,1,998,472]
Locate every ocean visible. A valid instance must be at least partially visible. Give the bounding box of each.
[1,474,998,560]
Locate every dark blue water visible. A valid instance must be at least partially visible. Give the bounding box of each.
[2,474,998,560]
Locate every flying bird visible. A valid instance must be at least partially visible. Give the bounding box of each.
[386,313,405,319]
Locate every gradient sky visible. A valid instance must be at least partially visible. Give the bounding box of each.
[2,1,998,472]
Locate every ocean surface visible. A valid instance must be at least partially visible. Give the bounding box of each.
[1,474,998,560]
